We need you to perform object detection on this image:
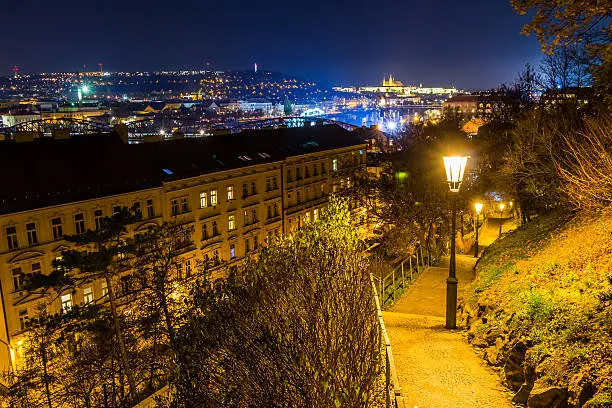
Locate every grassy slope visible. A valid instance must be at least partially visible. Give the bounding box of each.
[465,211,612,406]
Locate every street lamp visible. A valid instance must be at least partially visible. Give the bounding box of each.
[443,156,468,329]
[498,203,505,238]
[474,202,483,258]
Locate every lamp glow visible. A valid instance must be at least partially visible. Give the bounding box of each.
[474,202,483,215]
[499,203,505,211]
[443,156,468,192]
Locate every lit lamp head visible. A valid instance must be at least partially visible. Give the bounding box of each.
[443,156,468,192]
[499,203,505,211]
[474,202,483,215]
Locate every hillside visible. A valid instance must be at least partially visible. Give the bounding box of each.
[461,212,612,407]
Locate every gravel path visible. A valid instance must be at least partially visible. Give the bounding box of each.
[383,254,514,408]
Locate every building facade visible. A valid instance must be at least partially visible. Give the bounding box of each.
[0,125,367,374]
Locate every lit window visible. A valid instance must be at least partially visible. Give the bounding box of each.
[83,287,93,305]
[228,215,235,231]
[210,189,218,206]
[6,226,18,250]
[25,223,38,246]
[313,208,319,221]
[101,281,108,299]
[244,210,249,225]
[227,185,234,201]
[200,192,207,208]
[61,293,72,314]
[229,244,236,259]
[186,259,191,276]
[332,159,338,172]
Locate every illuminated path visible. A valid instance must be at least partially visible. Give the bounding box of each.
[382,254,514,408]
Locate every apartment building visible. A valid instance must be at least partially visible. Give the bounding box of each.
[0,125,367,372]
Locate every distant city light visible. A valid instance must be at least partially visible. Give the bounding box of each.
[387,121,397,130]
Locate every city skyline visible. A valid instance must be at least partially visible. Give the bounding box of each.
[2,0,542,89]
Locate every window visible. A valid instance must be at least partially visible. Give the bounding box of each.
[12,267,23,291]
[242,183,248,198]
[74,213,85,234]
[83,287,93,305]
[332,159,338,172]
[321,162,326,174]
[101,281,108,299]
[6,226,18,250]
[296,167,302,180]
[266,178,271,191]
[201,223,208,240]
[147,199,154,217]
[274,203,279,216]
[267,205,272,219]
[61,293,72,314]
[18,309,29,331]
[94,209,104,230]
[133,201,141,216]
[113,205,122,215]
[245,239,250,253]
[244,210,249,226]
[227,185,234,201]
[228,215,235,231]
[185,259,192,277]
[297,191,301,204]
[313,165,318,176]
[200,192,207,208]
[49,220,62,243]
[171,199,179,216]
[251,208,258,222]
[26,223,38,246]
[31,262,41,275]
[304,212,311,224]
[210,189,218,206]
[180,197,189,213]
[229,244,236,259]
[286,169,292,182]
[212,221,218,236]
[251,182,256,195]
[304,166,310,178]
[273,177,278,190]
[253,235,258,249]
[313,208,319,221]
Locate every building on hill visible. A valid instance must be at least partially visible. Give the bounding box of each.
[0,125,367,374]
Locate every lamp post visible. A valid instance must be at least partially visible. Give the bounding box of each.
[498,203,505,238]
[443,156,468,330]
[474,202,483,258]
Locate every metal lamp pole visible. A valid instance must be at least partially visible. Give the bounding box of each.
[474,203,483,258]
[498,203,505,238]
[443,156,468,330]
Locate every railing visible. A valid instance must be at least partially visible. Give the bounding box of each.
[371,276,405,408]
[375,246,428,307]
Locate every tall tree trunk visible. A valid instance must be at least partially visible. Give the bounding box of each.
[104,275,137,401]
[41,344,53,408]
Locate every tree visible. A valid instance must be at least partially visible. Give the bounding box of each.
[510,0,612,92]
[283,95,293,116]
[133,222,194,364]
[557,114,612,209]
[172,197,382,407]
[35,208,140,401]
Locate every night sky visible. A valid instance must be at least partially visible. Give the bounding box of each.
[3,0,542,89]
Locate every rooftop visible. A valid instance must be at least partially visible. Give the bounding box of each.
[0,125,366,215]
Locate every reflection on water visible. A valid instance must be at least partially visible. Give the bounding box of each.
[320,106,442,134]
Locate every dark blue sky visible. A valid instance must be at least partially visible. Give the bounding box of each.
[2,0,542,89]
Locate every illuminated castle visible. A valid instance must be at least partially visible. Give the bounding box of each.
[382,74,404,87]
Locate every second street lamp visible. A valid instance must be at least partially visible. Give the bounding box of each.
[443,156,468,330]
[474,202,483,258]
